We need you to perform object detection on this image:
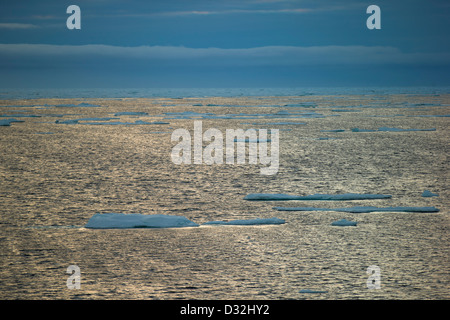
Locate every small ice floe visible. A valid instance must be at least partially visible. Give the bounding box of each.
[320,129,345,132]
[351,128,376,132]
[299,289,328,294]
[0,118,24,126]
[54,103,102,108]
[244,193,391,201]
[331,219,357,226]
[75,117,120,121]
[422,190,439,197]
[81,120,160,125]
[114,112,149,116]
[203,217,285,226]
[274,206,439,213]
[377,127,436,132]
[0,114,41,118]
[55,119,79,124]
[85,213,199,229]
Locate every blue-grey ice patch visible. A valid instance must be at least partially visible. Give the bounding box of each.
[203,217,285,226]
[75,117,120,121]
[377,127,436,132]
[274,206,439,213]
[0,118,25,126]
[351,128,376,132]
[422,190,439,197]
[81,120,160,125]
[244,193,392,201]
[55,119,79,124]
[0,114,41,118]
[331,219,357,226]
[85,213,199,229]
[114,112,149,116]
[321,129,345,132]
[54,103,102,108]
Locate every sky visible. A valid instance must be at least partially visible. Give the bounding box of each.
[0,0,449,88]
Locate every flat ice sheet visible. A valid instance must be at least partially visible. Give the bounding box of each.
[244,193,392,201]
[274,206,440,213]
[203,217,285,226]
[85,213,199,229]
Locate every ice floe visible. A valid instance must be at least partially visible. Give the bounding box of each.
[84,213,287,229]
[422,190,439,197]
[244,193,392,201]
[85,213,199,229]
[114,112,149,116]
[203,217,285,226]
[0,118,25,126]
[55,119,79,124]
[274,206,439,213]
[331,219,357,226]
[53,103,102,108]
[81,120,165,125]
[0,114,41,118]
[320,129,345,132]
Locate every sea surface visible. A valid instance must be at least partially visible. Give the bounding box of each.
[0,87,449,299]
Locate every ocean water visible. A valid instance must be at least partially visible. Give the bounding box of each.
[0,88,449,299]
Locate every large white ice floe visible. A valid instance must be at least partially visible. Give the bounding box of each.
[331,219,357,226]
[244,193,392,201]
[273,206,439,213]
[85,213,199,229]
[203,217,285,226]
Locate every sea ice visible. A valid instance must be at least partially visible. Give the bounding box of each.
[377,127,436,132]
[422,190,439,197]
[81,120,158,125]
[55,119,79,124]
[273,206,439,213]
[203,217,285,226]
[320,129,345,132]
[331,219,357,226]
[85,213,199,229]
[0,118,24,126]
[114,112,149,116]
[0,114,41,118]
[244,193,392,201]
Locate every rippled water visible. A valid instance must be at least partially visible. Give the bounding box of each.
[0,92,449,299]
